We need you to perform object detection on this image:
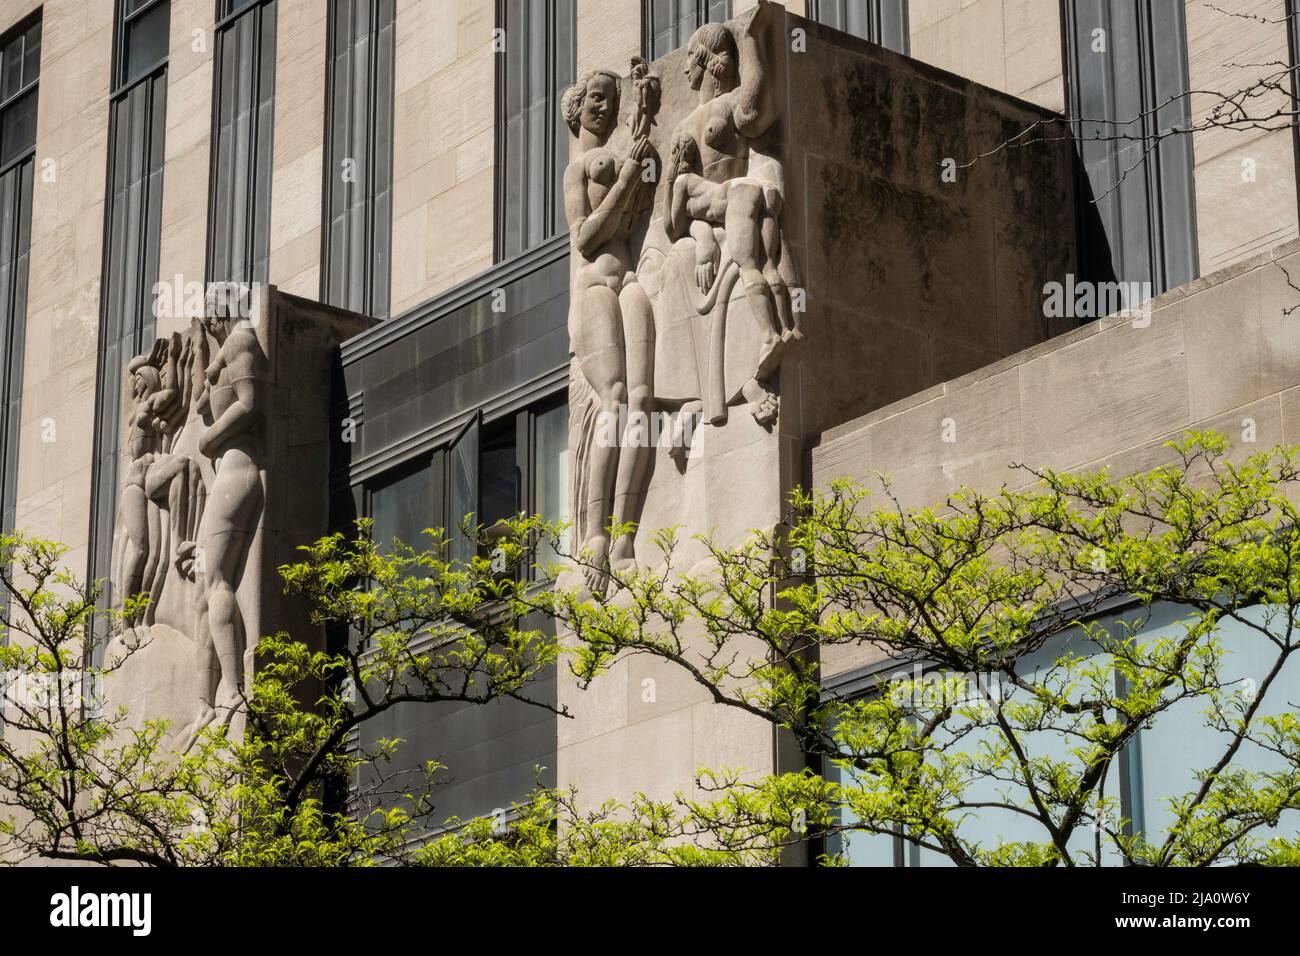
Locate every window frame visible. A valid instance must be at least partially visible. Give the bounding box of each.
[1060,0,1199,297]
[0,12,41,177]
[806,0,910,55]
[113,0,171,94]
[492,0,576,262]
[205,0,279,286]
[362,395,568,582]
[320,0,396,319]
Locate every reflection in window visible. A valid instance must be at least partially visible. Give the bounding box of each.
[370,458,432,554]
[825,601,1300,865]
[533,400,570,574]
[366,397,569,578]
[1063,0,1198,297]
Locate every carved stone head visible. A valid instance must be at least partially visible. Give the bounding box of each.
[685,22,738,94]
[562,69,621,140]
[202,281,252,342]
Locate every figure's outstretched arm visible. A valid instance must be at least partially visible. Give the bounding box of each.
[733,0,779,139]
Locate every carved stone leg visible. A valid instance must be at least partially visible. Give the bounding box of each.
[573,284,627,593]
[609,281,655,574]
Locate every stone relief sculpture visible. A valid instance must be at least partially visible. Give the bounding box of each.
[182,282,267,747]
[563,0,801,593]
[657,1,799,426]
[563,64,661,592]
[110,281,267,750]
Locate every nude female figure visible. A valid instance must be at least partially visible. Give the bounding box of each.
[562,69,657,591]
[662,0,799,424]
[181,282,265,747]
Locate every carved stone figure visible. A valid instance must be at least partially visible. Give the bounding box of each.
[562,67,661,592]
[561,1,804,589]
[660,0,799,426]
[109,281,267,750]
[178,282,267,747]
[112,329,204,629]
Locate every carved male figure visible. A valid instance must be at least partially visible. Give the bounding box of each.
[181,282,266,746]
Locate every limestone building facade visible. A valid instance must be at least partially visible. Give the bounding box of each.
[2,0,1300,860]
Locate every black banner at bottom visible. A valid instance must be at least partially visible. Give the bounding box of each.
[0,865,1285,944]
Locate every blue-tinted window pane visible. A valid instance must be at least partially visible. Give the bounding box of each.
[1131,604,1300,847]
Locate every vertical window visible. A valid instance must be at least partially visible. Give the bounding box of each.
[532,399,569,572]
[478,417,519,534]
[322,0,395,319]
[808,0,909,54]
[0,14,39,535]
[88,0,171,632]
[1063,0,1199,298]
[207,0,278,285]
[495,0,576,261]
[643,0,730,61]
[1287,1,1300,229]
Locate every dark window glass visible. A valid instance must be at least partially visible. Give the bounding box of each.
[121,0,171,89]
[0,153,33,534]
[373,398,566,575]
[0,42,21,100]
[1064,0,1198,298]
[0,89,36,167]
[370,458,434,553]
[207,0,277,285]
[1288,1,1300,227]
[0,15,37,542]
[496,0,576,261]
[809,0,909,54]
[643,0,731,61]
[479,419,519,530]
[322,0,395,319]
